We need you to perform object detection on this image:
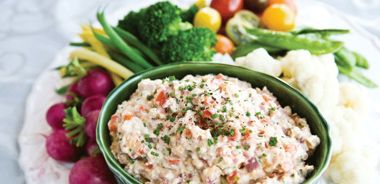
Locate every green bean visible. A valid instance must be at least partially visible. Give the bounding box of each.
[352,51,369,69]
[111,52,145,73]
[97,11,153,69]
[337,66,377,88]
[91,29,144,57]
[232,42,284,59]
[246,28,343,55]
[114,27,163,65]
[70,42,91,47]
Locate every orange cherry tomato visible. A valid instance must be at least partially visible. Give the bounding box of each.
[215,34,235,54]
[268,0,297,14]
[261,4,296,32]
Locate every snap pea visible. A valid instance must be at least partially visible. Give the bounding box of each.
[96,11,153,69]
[337,66,377,88]
[114,27,163,66]
[334,47,356,71]
[293,28,350,37]
[246,28,343,55]
[352,51,369,69]
[232,42,284,59]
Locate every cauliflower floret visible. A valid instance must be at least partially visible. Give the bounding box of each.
[235,48,282,77]
[212,53,235,65]
[279,50,339,116]
[327,146,379,184]
[338,82,368,115]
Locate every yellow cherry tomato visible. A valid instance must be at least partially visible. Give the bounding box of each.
[195,0,207,8]
[194,7,222,33]
[261,4,295,32]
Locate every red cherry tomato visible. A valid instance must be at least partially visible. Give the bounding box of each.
[244,0,269,14]
[210,0,244,21]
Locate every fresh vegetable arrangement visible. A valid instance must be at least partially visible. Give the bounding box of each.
[39,0,378,183]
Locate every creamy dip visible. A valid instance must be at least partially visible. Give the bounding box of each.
[108,74,320,184]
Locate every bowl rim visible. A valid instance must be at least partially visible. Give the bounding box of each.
[97,62,332,184]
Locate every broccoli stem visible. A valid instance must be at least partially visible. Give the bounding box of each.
[97,11,153,69]
[114,27,163,65]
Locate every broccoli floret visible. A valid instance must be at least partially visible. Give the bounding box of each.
[138,1,192,48]
[117,9,146,36]
[181,5,199,23]
[161,27,217,63]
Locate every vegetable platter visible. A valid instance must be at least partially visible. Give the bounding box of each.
[19,0,380,184]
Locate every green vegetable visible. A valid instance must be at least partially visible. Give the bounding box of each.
[161,27,216,63]
[137,2,192,48]
[181,4,198,22]
[57,58,88,78]
[226,10,260,45]
[55,84,70,95]
[117,9,146,36]
[246,28,343,55]
[352,51,369,69]
[110,52,145,73]
[334,47,356,71]
[207,138,214,146]
[69,42,91,47]
[269,137,278,147]
[293,28,350,37]
[232,42,284,59]
[153,123,164,136]
[97,11,153,69]
[114,27,163,65]
[338,66,377,88]
[161,135,170,144]
[63,107,87,147]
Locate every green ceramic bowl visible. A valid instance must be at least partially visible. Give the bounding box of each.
[97,63,331,184]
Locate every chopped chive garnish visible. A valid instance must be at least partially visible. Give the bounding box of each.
[269,137,278,146]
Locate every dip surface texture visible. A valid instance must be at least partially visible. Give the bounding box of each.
[108,74,320,184]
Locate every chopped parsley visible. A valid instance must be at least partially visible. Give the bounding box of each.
[211,113,219,119]
[236,145,241,149]
[153,123,164,136]
[229,129,235,136]
[176,124,186,134]
[222,106,227,112]
[166,115,175,122]
[269,137,278,146]
[161,135,170,145]
[246,111,251,117]
[196,147,201,152]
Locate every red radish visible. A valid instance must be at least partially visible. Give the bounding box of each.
[85,110,100,140]
[85,139,100,157]
[77,69,114,98]
[69,156,116,184]
[66,82,79,101]
[81,95,105,116]
[46,130,81,162]
[46,103,66,130]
